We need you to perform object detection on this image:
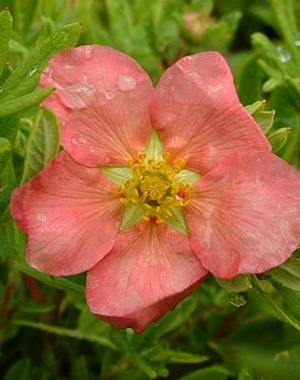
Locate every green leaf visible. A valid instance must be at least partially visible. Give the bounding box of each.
[111,329,159,379]
[21,107,60,183]
[252,276,300,331]
[0,87,54,118]
[159,349,209,364]
[21,0,41,35]
[268,86,300,166]
[139,297,197,347]
[269,257,300,291]
[13,319,116,350]
[106,0,133,47]
[0,8,13,78]
[238,369,255,380]
[1,22,82,102]
[0,185,14,219]
[267,127,291,152]
[3,358,31,380]
[238,56,264,105]
[20,303,56,314]
[0,114,19,145]
[0,137,11,174]
[71,356,89,380]
[178,365,231,380]
[16,258,85,294]
[251,33,285,73]
[272,282,300,320]
[271,0,300,67]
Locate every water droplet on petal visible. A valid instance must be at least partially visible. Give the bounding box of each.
[83,45,94,59]
[104,91,114,100]
[105,157,111,163]
[116,74,137,91]
[295,32,300,47]
[71,137,78,145]
[66,75,96,95]
[277,46,292,63]
[229,292,247,307]
[37,213,47,222]
[64,64,74,70]
[27,65,39,78]
[78,134,87,144]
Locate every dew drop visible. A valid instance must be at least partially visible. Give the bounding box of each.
[71,137,78,145]
[64,64,74,70]
[104,91,114,100]
[37,213,47,222]
[229,292,247,307]
[116,74,137,91]
[28,65,39,78]
[83,45,94,59]
[104,157,111,163]
[78,134,87,144]
[277,46,292,63]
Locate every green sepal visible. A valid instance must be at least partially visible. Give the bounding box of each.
[245,100,266,115]
[267,127,291,153]
[101,166,133,185]
[175,168,201,184]
[21,107,60,183]
[166,206,189,236]
[120,204,143,230]
[245,100,275,134]
[146,130,164,160]
[215,274,252,293]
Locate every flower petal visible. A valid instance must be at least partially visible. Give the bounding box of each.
[40,45,153,167]
[151,52,271,173]
[186,150,300,278]
[11,152,123,275]
[86,222,208,332]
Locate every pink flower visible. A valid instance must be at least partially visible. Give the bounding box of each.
[11,46,300,332]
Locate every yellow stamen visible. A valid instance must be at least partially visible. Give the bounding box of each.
[120,151,192,223]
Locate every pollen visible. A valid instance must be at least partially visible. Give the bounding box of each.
[120,151,191,223]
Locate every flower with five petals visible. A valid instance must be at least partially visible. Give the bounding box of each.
[11,46,300,332]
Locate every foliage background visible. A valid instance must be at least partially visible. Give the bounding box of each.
[1,0,300,379]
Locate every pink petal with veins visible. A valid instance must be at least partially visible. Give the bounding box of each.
[186,150,300,278]
[87,222,208,332]
[40,45,153,167]
[151,52,270,173]
[11,152,123,275]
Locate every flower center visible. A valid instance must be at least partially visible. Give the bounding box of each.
[120,152,191,223]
